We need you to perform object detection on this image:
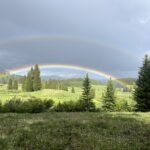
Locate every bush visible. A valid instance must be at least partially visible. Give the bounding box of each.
[54,99,96,112]
[115,101,133,112]
[1,98,54,113]
[54,101,77,112]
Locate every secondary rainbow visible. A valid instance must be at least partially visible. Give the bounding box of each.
[8,64,127,87]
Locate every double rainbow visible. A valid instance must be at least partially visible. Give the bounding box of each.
[8,64,127,87]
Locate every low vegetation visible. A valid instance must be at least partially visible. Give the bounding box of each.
[0,112,149,150]
[0,98,53,113]
[0,56,149,149]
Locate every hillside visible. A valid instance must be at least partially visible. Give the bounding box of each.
[118,78,136,85]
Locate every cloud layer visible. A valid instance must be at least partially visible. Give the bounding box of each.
[0,0,150,77]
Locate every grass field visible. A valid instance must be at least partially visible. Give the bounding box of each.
[0,84,135,108]
[0,112,149,150]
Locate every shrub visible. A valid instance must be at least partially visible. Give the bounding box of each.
[54,99,96,112]
[115,101,133,112]
[2,99,22,113]
[1,98,54,113]
[54,101,77,112]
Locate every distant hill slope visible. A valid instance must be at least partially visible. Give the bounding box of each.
[58,78,102,87]
[0,75,102,87]
[117,78,136,85]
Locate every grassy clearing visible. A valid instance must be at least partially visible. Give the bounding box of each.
[0,112,149,150]
[0,84,134,108]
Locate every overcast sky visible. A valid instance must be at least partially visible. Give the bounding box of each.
[0,0,150,77]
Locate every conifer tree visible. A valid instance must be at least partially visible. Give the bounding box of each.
[13,80,18,90]
[90,88,95,99]
[102,78,116,111]
[25,71,33,92]
[71,87,75,93]
[134,55,150,111]
[80,74,95,111]
[22,76,26,91]
[33,64,41,91]
[8,78,13,90]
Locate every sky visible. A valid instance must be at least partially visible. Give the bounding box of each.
[0,0,150,78]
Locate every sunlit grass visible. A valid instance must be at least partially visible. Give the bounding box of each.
[0,112,149,150]
[0,84,134,108]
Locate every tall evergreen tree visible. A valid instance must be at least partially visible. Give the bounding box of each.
[13,80,18,90]
[134,55,150,111]
[8,78,13,90]
[71,87,75,93]
[80,74,95,111]
[22,76,26,91]
[102,78,116,111]
[25,71,33,92]
[90,88,95,99]
[33,64,41,91]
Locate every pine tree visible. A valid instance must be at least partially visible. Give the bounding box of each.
[13,80,18,90]
[22,76,26,91]
[102,78,116,111]
[33,64,41,91]
[8,79,13,90]
[25,71,33,92]
[90,88,95,99]
[134,55,150,111]
[71,87,75,93]
[80,74,95,111]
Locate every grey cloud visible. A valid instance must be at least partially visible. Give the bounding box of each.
[0,0,149,77]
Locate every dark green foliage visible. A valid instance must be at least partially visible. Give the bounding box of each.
[102,79,116,111]
[25,71,33,92]
[44,80,69,91]
[8,79,19,90]
[7,79,13,90]
[13,80,18,90]
[33,64,41,91]
[23,64,42,92]
[123,87,130,92]
[61,85,68,91]
[80,74,96,111]
[44,80,59,89]
[71,87,75,93]
[115,101,133,112]
[22,76,26,91]
[53,99,96,112]
[54,101,77,112]
[134,55,150,111]
[90,88,95,99]
[1,98,53,113]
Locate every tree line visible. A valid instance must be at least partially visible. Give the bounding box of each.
[5,54,150,112]
[8,79,18,90]
[44,80,68,91]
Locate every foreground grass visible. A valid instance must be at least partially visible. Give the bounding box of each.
[0,112,149,150]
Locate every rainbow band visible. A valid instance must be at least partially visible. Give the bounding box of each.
[8,64,127,87]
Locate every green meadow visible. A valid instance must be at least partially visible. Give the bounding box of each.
[0,112,150,150]
[0,84,134,109]
[0,81,149,149]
